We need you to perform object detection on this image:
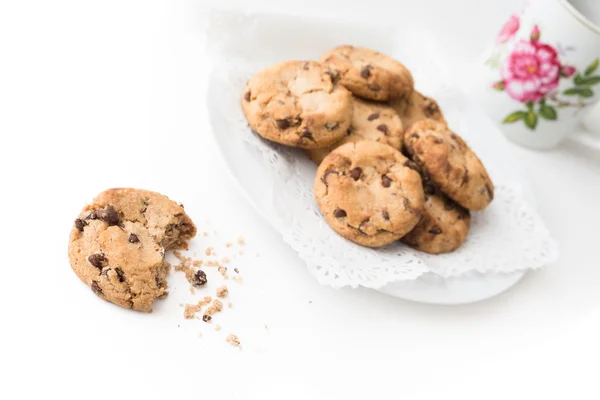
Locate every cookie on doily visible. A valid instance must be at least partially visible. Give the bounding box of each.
[242,60,353,149]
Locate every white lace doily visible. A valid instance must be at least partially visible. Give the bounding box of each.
[205,10,559,289]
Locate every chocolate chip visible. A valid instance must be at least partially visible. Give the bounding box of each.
[350,167,362,181]
[423,181,436,195]
[325,122,339,131]
[128,233,139,243]
[428,226,442,235]
[462,168,470,185]
[97,206,119,226]
[367,113,379,121]
[382,210,390,220]
[360,66,371,78]
[433,137,444,144]
[346,128,352,136]
[91,281,103,296]
[234,268,239,274]
[409,133,420,140]
[377,124,388,134]
[322,170,338,186]
[276,118,290,129]
[451,133,458,140]
[74,218,86,232]
[486,184,494,200]
[192,270,208,287]
[444,199,456,211]
[202,315,212,322]
[381,175,392,188]
[403,160,419,172]
[334,209,347,218]
[114,267,125,282]
[403,198,410,210]
[368,83,381,92]
[300,129,314,141]
[424,100,439,116]
[88,253,107,269]
[244,91,251,102]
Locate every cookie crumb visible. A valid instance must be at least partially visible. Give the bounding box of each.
[205,247,215,256]
[237,236,245,245]
[183,296,212,319]
[202,232,209,237]
[234,268,239,274]
[189,287,195,295]
[221,257,231,264]
[205,260,221,267]
[232,276,244,285]
[228,302,233,308]
[216,285,229,298]
[218,266,229,279]
[226,334,241,347]
[215,324,221,331]
[202,314,212,322]
[192,260,203,267]
[206,299,223,315]
[226,242,233,248]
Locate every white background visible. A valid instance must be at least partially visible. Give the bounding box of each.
[2,0,600,399]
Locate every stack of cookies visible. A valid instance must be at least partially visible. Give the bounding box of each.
[241,45,494,254]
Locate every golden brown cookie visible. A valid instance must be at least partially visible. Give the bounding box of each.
[320,45,414,101]
[404,120,494,211]
[401,190,470,254]
[314,141,424,247]
[390,90,447,131]
[241,60,353,149]
[305,97,404,164]
[68,188,197,311]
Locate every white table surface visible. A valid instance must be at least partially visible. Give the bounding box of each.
[2,1,600,399]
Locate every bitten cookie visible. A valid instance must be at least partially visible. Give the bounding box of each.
[320,45,414,101]
[241,60,353,149]
[305,97,404,164]
[401,188,471,254]
[404,120,494,211]
[68,188,197,311]
[390,90,446,131]
[314,141,424,247]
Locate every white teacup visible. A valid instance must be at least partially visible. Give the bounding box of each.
[472,0,600,149]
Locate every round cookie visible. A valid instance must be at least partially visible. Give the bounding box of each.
[68,188,197,311]
[404,120,494,211]
[390,90,447,131]
[319,45,414,101]
[401,190,471,254]
[314,141,424,248]
[241,60,353,149]
[305,97,404,164]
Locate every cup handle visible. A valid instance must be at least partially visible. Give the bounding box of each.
[571,130,600,150]
[570,101,600,150]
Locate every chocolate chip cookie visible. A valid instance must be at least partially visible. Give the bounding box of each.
[305,97,404,164]
[314,141,424,247]
[68,188,197,311]
[401,190,470,254]
[404,120,494,211]
[319,45,414,101]
[390,90,446,131]
[241,60,353,149]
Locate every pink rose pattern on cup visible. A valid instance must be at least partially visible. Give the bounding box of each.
[493,18,600,130]
[496,15,520,44]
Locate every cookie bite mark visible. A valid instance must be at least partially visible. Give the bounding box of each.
[68,188,197,311]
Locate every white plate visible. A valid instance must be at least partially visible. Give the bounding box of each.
[206,11,535,304]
